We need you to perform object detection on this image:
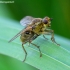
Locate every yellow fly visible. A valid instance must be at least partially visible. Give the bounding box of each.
[9,16,59,62]
[20,16,59,45]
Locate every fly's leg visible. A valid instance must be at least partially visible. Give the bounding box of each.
[42,30,60,46]
[43,35,48,40]
[28,39,33,47]
[30,42,42,57]
[28,34,39,47]
[22,44,27,62]
[49,30,60,46]
[28,41,31,47]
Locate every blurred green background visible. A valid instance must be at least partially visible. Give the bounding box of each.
[0,0,70,70]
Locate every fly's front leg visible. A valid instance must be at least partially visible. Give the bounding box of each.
[43,35,48,40]
[49,30,60,46]
[42,31,50,40]
[42,30,60,46]
[22,44,27,62]
[30,42,42,57]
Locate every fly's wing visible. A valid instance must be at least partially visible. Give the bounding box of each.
[20,16,35,26]
[8,28,24,43]
[9,16,34,43]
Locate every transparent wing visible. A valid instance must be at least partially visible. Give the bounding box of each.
[8,28,24,43]
[20,16,34,26]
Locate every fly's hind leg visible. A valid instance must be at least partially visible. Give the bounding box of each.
[30,42,42,57]
[22,44,27,62]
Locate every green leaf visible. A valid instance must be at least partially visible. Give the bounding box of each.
[0,17,70,70]
[0,54,38,70]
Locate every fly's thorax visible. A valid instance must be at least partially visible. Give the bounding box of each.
[32,18,42,23]
[32,22,43,34]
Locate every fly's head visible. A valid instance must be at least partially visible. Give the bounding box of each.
[42,16,53,28]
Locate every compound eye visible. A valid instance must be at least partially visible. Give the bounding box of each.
[25,31,30,34]
[43,19,48,24]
